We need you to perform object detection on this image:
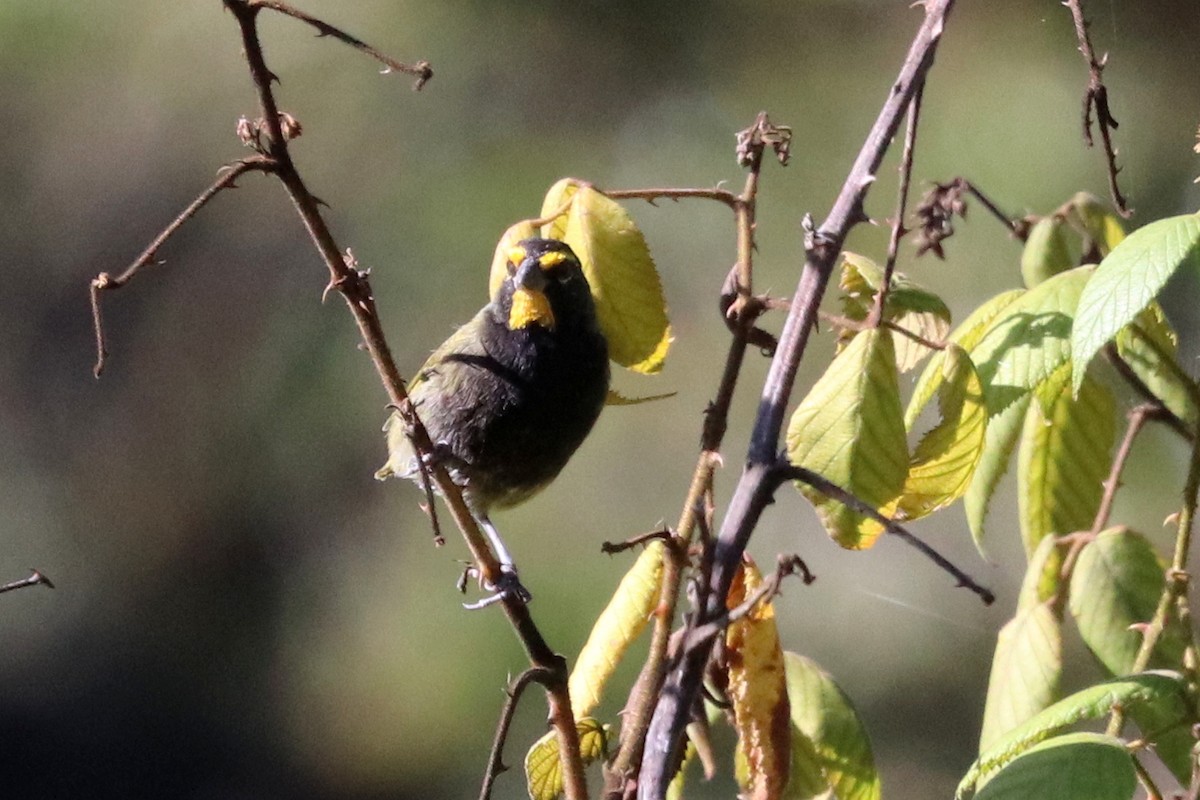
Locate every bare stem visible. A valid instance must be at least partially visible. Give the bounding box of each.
[1063,0,1131,216]
[1091,404,1157,534]
[89,156,276,377]
[871,81,924,326]
[0,569,54,595]
[248,0,432,88]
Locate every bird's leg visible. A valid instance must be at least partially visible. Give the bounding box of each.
[462,516,532,609]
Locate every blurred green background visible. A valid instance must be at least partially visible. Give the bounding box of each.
[3,1,1200,797]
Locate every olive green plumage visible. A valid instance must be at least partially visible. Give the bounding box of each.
[378,238,609,519]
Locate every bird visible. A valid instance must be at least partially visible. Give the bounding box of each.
[377,237,610,604]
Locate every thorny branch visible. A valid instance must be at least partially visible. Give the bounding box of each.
[90,155,276,377]
[1063,0,1131,217]
[91,4,587,799]
[479,667,557,800]
[870,81,924,326]
[246,0,432,89]
[637,5,963,797]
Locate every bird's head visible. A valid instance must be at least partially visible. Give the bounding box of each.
[500,238,595,332]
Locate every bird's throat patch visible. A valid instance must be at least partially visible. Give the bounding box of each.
[509,287,556,330]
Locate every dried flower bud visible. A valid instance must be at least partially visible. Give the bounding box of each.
[278,112,303,141]
[236,115,257,147]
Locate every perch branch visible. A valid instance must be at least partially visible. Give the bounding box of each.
[637,4,958,796]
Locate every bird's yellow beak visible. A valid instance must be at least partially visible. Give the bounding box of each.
[509,287,555,330]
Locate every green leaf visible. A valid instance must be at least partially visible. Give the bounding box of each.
[783,653,881,800]
[1068,192,1125,258]
[525,718,609,800]
[978,603,1063,753]
[1128,699,1195,785]
[971,733,1135,800]
[1115,304,1199,428]
[550,184,672,374]
[786,328,909,549]
[1017,374,1115,556]
[971,266,1093,416]
[838,253,951,371]
[1072,212,1200,393]
[1020,216,1074,289]
[907,289,1025,427]
[896,345,987,520]
[1069,527,1185,676]
[958,672,1189,797]
[569,542,663,718]
[1016,535,1064,613]
[964,394,1031,556]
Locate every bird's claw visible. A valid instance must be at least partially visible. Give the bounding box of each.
[460,564,532,610]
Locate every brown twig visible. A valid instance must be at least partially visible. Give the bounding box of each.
[870,81,924,326]
[638,7,959,792]
[778,464,993,604]
[681,554,814,650]
[600,187,740,211]
[89,155,276,377]
[818,310,947,352]
[0,569,54,595]
[1131,754,1164,800]
[479,667,557,800]
[601,528,676,556]
[1104,344,1196,442]
[1092,404,1158,534]
[1063,0,1131,217]
[248,0,432,89]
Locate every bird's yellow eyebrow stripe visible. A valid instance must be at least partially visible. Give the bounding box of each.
[538,251,568,269]
[506,246,527,266]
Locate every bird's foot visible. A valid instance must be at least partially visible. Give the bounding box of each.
[459,563,532,610]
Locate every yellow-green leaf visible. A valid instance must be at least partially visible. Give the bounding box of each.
[1017,373,1115,556]
[1071,212,1200,394]
[1069,527,1186,676]
[1020,216,1074,289]
[906,289,1025,428]
[782,653,880,800]
[786,328,909,549]
[525,718,609,800]
[971,266,1093,416]
[972,733,1135,800]
[958,672,1189,797]
[838,252,951,371]
[726,560,791,800]
[1068,192,1125,257]
[1115,303,1199,428]
[569,542,663,718]
[896,345,987,520]
[550,185,672,373]
[539,178,578,241]
[489,219,538,300]
[1016,535,1064,613]
[979,603,1063,753]
[965,394,1032,556]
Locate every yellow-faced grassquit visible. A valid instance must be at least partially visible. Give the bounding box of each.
[377,238,609,601]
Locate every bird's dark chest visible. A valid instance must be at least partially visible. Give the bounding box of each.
[429,317,609,506]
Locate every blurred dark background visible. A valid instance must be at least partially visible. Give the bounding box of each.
[3,1,1200,797]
